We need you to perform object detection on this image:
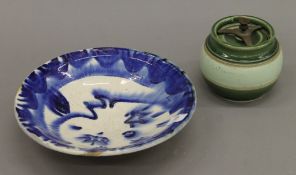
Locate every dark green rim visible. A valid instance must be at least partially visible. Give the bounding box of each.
[206,15,279,64]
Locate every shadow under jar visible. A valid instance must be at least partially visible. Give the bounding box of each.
[200,15,283,101]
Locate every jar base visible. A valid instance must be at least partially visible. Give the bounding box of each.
[203,77,276,102]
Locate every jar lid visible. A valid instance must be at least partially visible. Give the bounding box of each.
[206,15,279,64]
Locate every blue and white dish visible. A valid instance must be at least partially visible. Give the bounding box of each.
[14,47,196,156]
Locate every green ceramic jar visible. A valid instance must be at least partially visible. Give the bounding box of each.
[200,15,283,101]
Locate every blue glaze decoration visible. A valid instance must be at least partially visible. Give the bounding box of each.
[15,47,196,155]
[69,125,82,130]
[50,100,103,131]
[46,88,70,116]
[77,133,110,146]
[18,85,38,110]
[25,71,47,93]
[122,131,138,139]
[150,111,166,118]
[124,105,154,128]
[156,120,169,128]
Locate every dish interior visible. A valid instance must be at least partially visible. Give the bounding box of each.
[15,48,195,155]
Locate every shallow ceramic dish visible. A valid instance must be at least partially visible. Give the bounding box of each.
[15,47,196,156]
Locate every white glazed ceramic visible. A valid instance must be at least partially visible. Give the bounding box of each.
[15,47,196,156]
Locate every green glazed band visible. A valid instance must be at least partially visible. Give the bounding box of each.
[204,77,276,101]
